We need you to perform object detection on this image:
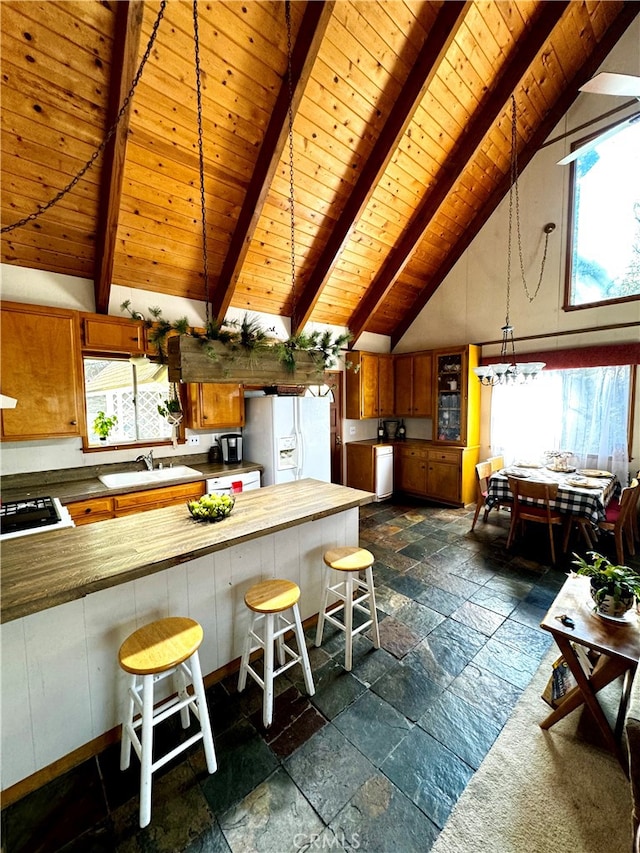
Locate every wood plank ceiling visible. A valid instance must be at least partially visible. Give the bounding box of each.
[2,1,638,346]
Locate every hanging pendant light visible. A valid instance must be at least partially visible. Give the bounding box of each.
[474,96,553,387]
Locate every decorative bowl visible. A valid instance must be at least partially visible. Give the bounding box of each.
[187,493,235,522]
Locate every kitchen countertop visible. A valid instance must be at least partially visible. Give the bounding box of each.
[0,479,374,623]
[0,458,263,504]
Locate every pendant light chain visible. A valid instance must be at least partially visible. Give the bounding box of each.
[1,1,168,235]
[510,95,553,305]
[285,0,297,311]
[192,0,210,326]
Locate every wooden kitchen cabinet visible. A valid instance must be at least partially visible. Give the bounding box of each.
[346,442,376,492]
[345,351,394,420]
[394,351,433,417]
[67,496,115,526]
[395,444,428,495]
[80,313,146,355]
[433,345,480,446]
[1,302,85,441]
[184,383,245,430]
[395,442,479,507]
[66,481,206,524]
[113,481,205,516]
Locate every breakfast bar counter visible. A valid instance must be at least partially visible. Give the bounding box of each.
[1,479,374,794]
[1,479,373,624]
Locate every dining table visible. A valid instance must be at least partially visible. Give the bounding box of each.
[486,464,618,526]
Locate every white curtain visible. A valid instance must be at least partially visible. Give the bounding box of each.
[490,365,631,483]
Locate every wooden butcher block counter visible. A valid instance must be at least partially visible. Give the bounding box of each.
[1,479,374,624]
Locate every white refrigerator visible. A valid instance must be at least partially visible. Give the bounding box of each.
[242,395,331,486]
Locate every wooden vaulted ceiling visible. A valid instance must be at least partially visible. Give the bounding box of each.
[1,1,638,346]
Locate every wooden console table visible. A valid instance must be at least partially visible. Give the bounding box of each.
[540,574,640,767]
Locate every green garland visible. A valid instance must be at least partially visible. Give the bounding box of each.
[121,301,351,373]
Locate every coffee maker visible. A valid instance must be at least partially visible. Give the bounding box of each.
[220,433,243,464]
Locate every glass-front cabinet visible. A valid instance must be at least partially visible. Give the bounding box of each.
[433,346,480,447]
[436,352,463,442]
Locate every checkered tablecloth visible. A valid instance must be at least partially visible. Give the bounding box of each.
[486,468,618,524]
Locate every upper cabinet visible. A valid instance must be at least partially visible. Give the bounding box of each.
[184,383,245,430]
[433,345,480,446]
[80,313,146,355]
[345,352,394,420]
[394,351,433,418]
[1,302,85,441]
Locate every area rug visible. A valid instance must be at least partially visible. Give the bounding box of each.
[431,647,633,853]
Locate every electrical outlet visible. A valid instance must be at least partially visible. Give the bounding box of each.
[349,426,356,435]
[187,435,200,445]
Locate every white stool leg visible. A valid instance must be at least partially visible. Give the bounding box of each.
[263,613,275,728]
[366,565,380,649]
[316,566,333,647]
[175,663,191,729]
[189,650,217,774]
[238,612,256,692]
[292,602,315,696]
[139,674,155,829]
[344,573,354,671]
[120,673,136,771]
[276,614,286,667]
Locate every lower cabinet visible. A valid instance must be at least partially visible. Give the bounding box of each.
[395,443,479,507]
[67,496,115,526]
[346,443,376,493]
[67,481,206,524]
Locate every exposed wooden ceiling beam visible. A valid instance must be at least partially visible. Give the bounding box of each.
[347,0,571,347]
[94,1,145,314]
[290,0,470,336]
[389,1,640,349]
[209,0,335,323]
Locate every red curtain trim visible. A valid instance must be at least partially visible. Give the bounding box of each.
[481,342,640,369]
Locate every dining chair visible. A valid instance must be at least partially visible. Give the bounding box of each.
[471,461,493,531]
[633,470,640,545]
[596,478,639,565]
[471,461,510,531]
[489,456,504,473]
[506,476,566,565]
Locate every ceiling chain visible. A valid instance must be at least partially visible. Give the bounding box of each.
[508,94,554,310]
[192,0,210,325]
[285,0,297,314]
[1,1,168,235]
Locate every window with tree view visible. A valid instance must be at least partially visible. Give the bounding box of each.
[566,118,640,308]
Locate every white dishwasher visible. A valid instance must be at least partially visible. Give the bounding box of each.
[374,445,394,501]
[206,470,261,495]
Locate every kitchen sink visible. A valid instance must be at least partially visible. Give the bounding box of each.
[98,466,203,489]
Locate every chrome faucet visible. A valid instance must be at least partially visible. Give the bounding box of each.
[135,450,154,471]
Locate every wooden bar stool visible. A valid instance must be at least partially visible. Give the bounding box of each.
[118,616,217,828]
[315,546,380,671]
[238,578,315,728]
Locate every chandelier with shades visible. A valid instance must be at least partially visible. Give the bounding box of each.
[473,96,555,387]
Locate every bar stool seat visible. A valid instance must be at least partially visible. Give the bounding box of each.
[238,579,315,728]
[315,546,380,671]
[119,616,217,828]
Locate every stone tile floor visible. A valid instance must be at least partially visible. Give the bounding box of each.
[3,498,635,852]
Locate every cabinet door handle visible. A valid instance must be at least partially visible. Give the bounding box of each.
[70,420,77,425]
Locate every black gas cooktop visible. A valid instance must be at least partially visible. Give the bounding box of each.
[0,496,61,534]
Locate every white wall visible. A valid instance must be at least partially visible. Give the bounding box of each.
[395,18,640,474]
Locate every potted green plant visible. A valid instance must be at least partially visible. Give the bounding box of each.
[572,551,640,618]
[157,396,183,426]
[93,411,117,442]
